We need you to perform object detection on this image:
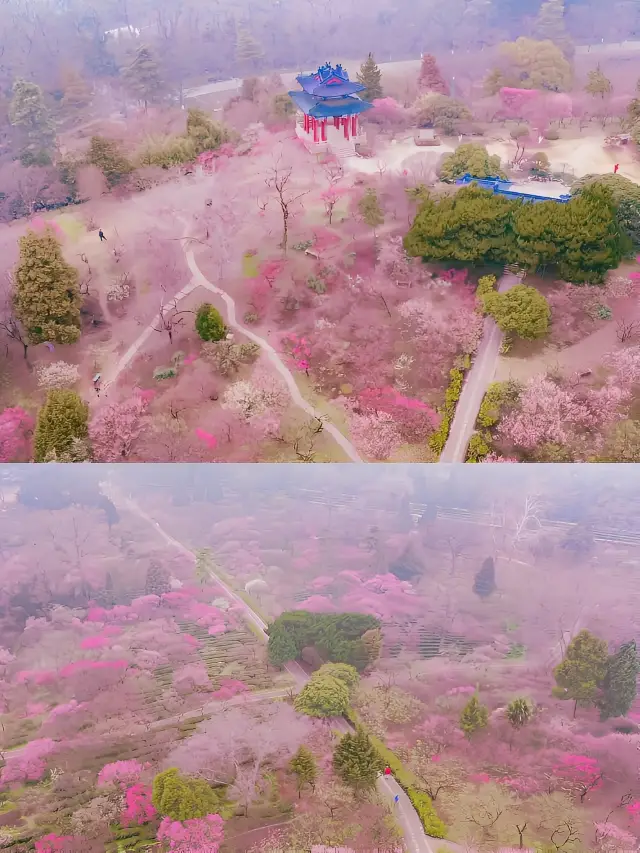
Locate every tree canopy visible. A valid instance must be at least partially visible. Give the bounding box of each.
[13,228,82,346]
[483,285,551,340]
[404,184,623,283]
[553,629,609,717]
[152,768,223,821]
[333,728,383,792]
[267,611,381,671]
[439,144,505,182]
[33,390,89,463]
[485,37,573,93]
[597,640,640,720]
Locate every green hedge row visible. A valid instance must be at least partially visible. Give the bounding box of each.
[429,366,465,457]
[343,708,448,838]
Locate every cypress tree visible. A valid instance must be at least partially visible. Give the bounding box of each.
[290,746,318,797]
[357,53,383,101]
[333,727,383,792]
[459,695,489,737]
[473,557,496,598]
[123,45,164,110]
[598,640,640,720]
[14,228,81,346]
[34,390,89,462]
[145,561,171,596]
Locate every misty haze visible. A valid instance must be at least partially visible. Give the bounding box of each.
[0,464,639,852]
[1,1,640,463]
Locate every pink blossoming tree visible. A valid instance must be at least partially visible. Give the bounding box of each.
[157,814,224,853]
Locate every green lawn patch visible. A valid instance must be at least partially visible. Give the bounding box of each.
[242,251,260,278]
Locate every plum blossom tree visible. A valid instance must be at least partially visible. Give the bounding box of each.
[594,822,636,853]
[0,406,33,462]
[35,835,85,853]
[122,783,157,825]
[89,395,149,461]
[348,410,402,461]
[36,361,80,390]
[97,759,145,789]
[1,738,57,784]
[157,814,224,853]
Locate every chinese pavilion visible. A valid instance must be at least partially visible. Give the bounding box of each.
[288,62,372,157]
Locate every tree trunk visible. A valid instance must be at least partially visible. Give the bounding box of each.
[573,698,578,718]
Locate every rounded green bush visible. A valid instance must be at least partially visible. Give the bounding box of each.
[195,303,226,342]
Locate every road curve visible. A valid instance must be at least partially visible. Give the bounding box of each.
[111,488,435,853]
[440,273,519,463]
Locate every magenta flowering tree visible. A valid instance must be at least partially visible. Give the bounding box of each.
[1,738,57,785]
[553,754,603,802]
[157,814,224,853]
[281,333,312,375]
[0,406,33,462]
[35,834,84,853]
[122,783,156,826]
[97,759,145,789]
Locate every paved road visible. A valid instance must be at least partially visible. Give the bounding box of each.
[440,272,520,463]
[112,489,435,853]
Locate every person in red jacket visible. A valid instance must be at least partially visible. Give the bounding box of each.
[384,766,392,776]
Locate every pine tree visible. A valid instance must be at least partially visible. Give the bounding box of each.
[473,557,496,598]
[9,79,55,165]
[145,561,171,596]
[235,27,264,72]
[333,728,383,792]
[361,628,383,667]
[88,136,133,188]
[61,67,92,111]
[585,65,613,99]
[358,188,384,237]
[290,746,318,797]
[267,624,299,666]
[123,45,164,110]
[13,228,82,346]
[357,53,383,101]
[417,54,450,95]
[459,695,489,737]
[33,390,89,462]
[597,640,640,720]
[195,548,213,586]
[533,0,573,57]
[553,629,609,717]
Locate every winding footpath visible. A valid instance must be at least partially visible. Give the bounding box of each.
[106,485,435,853]
[440,272,520,463]
[100,222,362,463]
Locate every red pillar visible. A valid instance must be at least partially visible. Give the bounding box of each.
[321,120,327,142]
[304,114,309,133]
[351,115,357,137]
[343,117,349,140]
[313,118,319,143]
[334,116,340,129]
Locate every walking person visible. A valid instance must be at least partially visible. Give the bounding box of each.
[614,164,620,174]
[99,229,107,242]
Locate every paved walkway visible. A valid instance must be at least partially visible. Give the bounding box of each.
[440,273,520,462]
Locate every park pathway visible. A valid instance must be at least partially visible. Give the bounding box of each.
[440,272,520,463]
[99,221,362,463]
[107,486,436,853]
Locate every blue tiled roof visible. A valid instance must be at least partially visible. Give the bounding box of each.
[297,76,365,98]
[289,91,372,117]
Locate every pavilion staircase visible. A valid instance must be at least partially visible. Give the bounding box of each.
[330,141,357,160]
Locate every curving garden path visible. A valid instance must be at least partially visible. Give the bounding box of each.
[100,218,362,463]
